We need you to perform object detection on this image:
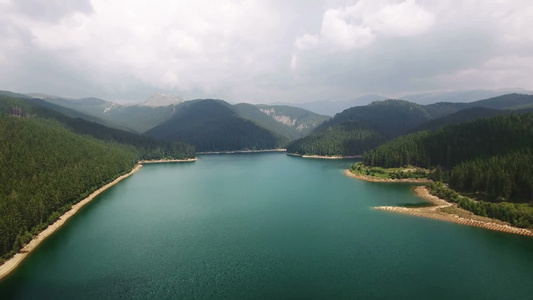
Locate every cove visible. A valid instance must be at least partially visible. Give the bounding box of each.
[1,152,532,299]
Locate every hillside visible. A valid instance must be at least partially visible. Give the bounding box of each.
[141,93,185,107]
[287,100,436,156]
[0,94,198,261]
[33,94,178,133]
[464,93,533,110]
[145,99,282,152]
[26,91,327,145]
[233,103,329,142]
[411,107,533,133]
[0,95,195,160]
[357,113,533,227]
[0,112,139,260]
[288,94,533,156]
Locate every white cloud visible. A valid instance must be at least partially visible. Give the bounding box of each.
[437,55,533,89]
[294,34,319,50]
[362,0,434,37]
[320,8,374,49]
[1,0,533,103]
[296,0,434,51]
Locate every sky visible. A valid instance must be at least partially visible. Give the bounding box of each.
[1,0,532,104]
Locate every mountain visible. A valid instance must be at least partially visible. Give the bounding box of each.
[233,103,329,141]
[32,94,178,133]
[463,93,533,110]
[0,96,140,260]
[141,93,186,107]
[29,92,327,141]
[287,100,436,156]
[287,94,533,156]
[401,88,532,105]
[0,95,195,160]
[411,107,533,133]
[145,99,282,152]
[278,89,532,117]
[19,90,327,147]
[0,94,198,260]
[273,94,387,116]
[360,113,533,227]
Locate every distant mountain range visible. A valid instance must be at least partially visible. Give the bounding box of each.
[3,88,532,154]
[1,90,329,152]
[276,88,533,116]
[141,93,186,107]
[286,93,533,156]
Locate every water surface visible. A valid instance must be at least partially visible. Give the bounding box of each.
[1,153,532,299]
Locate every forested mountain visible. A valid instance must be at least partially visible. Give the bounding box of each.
[286,121,385,156]
[358,113,533,227]
[0,95,195,160]
[401,89,531,105]
[145,99,282,152]
[33,94,178,133]
[274,94,387,116]
[233,103,329,141]
[0,94,198,261]
[273,89,531,116]
[0,113,139,260]
[287,94,533,156]
[464,93,533,110]
[363,113,533,202]
[287,100,436,156]
[410,107,531,133]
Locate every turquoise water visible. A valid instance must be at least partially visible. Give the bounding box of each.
[1,153,532,299]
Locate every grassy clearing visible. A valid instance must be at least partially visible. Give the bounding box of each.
[349,162,431,180]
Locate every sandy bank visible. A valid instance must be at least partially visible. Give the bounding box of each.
[139,158,197,164]
[0,164,143,280]
[374,186,533,237]
[287,153,361,159]
[344,169,433,183]
[198,149,286,155]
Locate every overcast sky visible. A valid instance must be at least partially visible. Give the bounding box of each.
[1,0,532,103]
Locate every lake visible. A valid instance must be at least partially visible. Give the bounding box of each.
[1,152,532,299]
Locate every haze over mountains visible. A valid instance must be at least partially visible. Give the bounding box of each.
[279,88,533,116]
[287,93,533,156]
[1,90,330,152]
[2,89,532,155]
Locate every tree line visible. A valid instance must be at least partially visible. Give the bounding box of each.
[0,95,197,261]
[286,121,384,156]
[357,113,533,225]
[0,116,138,260]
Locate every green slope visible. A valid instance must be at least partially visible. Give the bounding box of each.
[358,113,533,227]
[410,107,532,133]
[288,94,533,156]
[0,95,198,261]
[287,100,435,156]
[0,95,195,160]
[233,103,329,142]
[145,99,282,152]
[0,114,138,260]
[38,95,177,133]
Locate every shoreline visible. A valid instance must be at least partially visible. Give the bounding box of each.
[288,153,362,159]
[374,186,533,237]
[139,158,198,164]
[344,170,533,237]
[344,169,433,183]
[198,149,286,155]
[0,164,143,280]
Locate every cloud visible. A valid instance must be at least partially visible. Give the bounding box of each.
[0,0,532,103]
[294,34,319,51]
[296,0,434,51]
